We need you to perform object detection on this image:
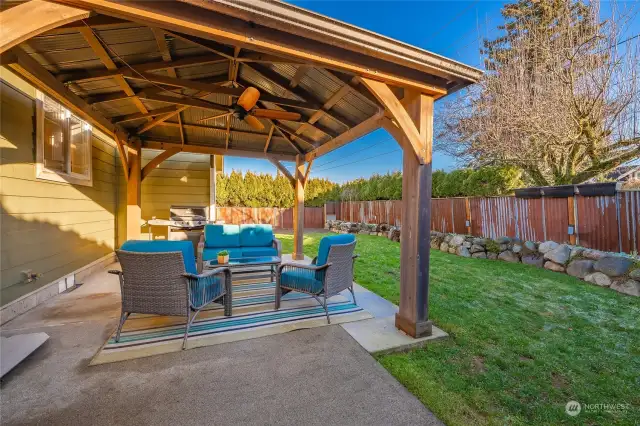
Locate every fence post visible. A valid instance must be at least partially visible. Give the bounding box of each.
[323,203,327,227]
[465,198,472,235]
[567,196,576,245]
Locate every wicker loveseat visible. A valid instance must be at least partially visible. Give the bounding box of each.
[110,240,231,349]
[197,224,281,271]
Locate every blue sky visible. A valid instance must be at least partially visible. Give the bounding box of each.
[225,1,639,183]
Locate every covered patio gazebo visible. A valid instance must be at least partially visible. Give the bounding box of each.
[1,0,482,338]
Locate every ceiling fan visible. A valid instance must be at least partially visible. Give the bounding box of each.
[197,87,302,131]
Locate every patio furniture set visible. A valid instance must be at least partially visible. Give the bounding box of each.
[109,225,358,348]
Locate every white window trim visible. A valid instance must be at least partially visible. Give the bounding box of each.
[35,90,93,187]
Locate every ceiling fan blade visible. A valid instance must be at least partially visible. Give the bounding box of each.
[237,87,260,111]
[196,112,232,123]
[252,109,301,121]
[244,114,265,131]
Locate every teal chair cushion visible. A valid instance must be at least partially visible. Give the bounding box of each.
[281,269,324,294]
[120,240,197,274]
[239,224,274,247]
[204,224,240,248]
[241,247,278,257]
[316,234,356,266]
[202,247,243,261]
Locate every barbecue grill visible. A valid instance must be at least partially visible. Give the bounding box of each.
[146,205,210,253]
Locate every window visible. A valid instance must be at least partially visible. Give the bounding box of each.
[36,92,92,186]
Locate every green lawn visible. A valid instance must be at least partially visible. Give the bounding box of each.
[277,232,640,426]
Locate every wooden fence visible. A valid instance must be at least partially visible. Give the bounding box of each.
[215,207,325,229]
[327,190,640,254]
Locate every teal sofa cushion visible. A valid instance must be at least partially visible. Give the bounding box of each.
[316,234,356,266]
[239,224,274,247]
[241,247,278,257]
[202,247,243,262]
[204,224,240,248]
[281,269,324,294]
[120,240,197,274]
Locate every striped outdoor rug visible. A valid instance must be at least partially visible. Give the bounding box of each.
[91,270,371,365]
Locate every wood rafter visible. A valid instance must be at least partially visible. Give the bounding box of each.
[289,66,308,88]
[0,0,90,54]
[305,112,383,162]
[157,121,272,138]
[141,147,181,180]
[3,47,120,137]
[113,106,183,124]
[137,106,189,134]
[114,132,130,181]
[78,25,150,117]
[224,115,231,149]
[61,55,227,84]
[177,113,185,145]
[151,27,177,78]
[303,159,313,186]
[263,125,275,153]
[268,157,294,185]
[142,140,296,161]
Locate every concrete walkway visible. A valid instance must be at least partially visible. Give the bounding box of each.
[0,265,443,426]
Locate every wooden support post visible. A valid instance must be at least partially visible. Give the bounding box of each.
[567,196,576,245]
[465,197,472,235]
[293,155,305,260]
[126,139,142,240]
[376,86,435,338]
[209,155,219,222]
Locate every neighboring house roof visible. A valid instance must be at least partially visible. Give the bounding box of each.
[607,166,640,181]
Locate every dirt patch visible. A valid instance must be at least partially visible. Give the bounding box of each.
[471,356,486,373]
[552,372,568,389]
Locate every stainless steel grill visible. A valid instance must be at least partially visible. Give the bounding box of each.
[169,205,209,230]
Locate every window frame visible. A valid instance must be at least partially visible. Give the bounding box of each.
[35,91,93,187]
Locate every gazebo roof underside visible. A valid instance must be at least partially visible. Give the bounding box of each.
[6,1,482,160]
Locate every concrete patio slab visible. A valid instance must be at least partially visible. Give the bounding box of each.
[0,262,444,426]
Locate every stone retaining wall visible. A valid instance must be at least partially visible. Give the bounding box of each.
[325,220,640,297]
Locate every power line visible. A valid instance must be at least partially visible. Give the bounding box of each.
[425,1,480,41]
[312,135,395,169]
[312,148,402,174]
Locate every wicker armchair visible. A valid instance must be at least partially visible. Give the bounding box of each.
[276,236,357,323]
[109,245,232,349]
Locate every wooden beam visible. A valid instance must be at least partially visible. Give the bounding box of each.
[113,106,183,124]
[293,154,305,260]
[305,112,382,162]
[303,159,313,186]
[126,139,142,240]
[61,55,227,84]
[0,0,90,54]
[137,92,230,112]
[151,28,177,78]
[142,140,296,161]
[396,91,434,338]
[236,52,304,65]
[141,147,181,180]
[360,78,426,164]
[177,113,185,145]
[157,121,269,137]
[263,125,275,153]
[267,119,303,154]
[5,47,119,137]
[114,133,129,181]
[61,0,448,95]
[268,157,294,185]
[274,124,316,150]
[289,66,309,88]
[224,115,231,149]
[137,106,189,134]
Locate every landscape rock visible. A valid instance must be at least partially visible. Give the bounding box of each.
[629,268,640,280]
[444,234,453,243]
[470,244,485,254]
[440,242,449,252]
[487,252,498,260]
[472,252,487,259]
[566,259,595,279]
[430,240,440,250]
[538,241,559,254]
[610,279,640,296]
[448,247,457,254]
[450,235,466,247]
[512,244,523,254]
[498,250,519,263]
[499,243,509,252]
[570,247,584,259]
[522,254,545,268]
[472,238,487,246]
[544,261,565,272]
[544,244,571,265]
[584,272,611,287]
[524,241,537,252]
[581,249,606,261]
[462,241,472,248]
[594,257,634,277]
[495,236,511,244]
[456,246,471,257]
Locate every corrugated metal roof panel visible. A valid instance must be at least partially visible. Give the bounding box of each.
[24,32,89,53]
[183,127,226,146]
[333,97,368,123]
[94,26,154,46]
[271,63,298,80]
[182,108,228,128]
[28,49,102,70]
[145,125,182,141]
[177,62,228,79]
[95,99,143,117]
[298,68,342,102]
[239,65,298,100]
[340,91,378,117]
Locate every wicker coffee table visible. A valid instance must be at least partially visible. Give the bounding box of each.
[204,256,282,283]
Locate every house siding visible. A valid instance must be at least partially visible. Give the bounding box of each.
[1,76,118,305]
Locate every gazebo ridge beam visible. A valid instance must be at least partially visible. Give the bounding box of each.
[142,140,297,162]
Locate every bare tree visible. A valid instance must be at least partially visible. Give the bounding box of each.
[437,0,640,185]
